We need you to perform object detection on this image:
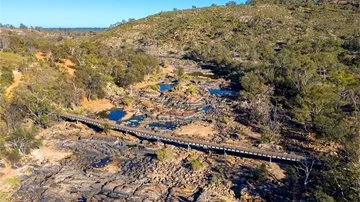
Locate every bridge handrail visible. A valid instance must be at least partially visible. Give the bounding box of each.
[59,113,306,161]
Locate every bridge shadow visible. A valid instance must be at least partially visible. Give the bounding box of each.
[85,124,104,132]
[62,118,104,133]
[143,138,299,165]
[61,117,304,164]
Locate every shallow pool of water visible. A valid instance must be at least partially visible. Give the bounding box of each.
[98,109,126,121]
[77,196,87,202]
[91,157,112,168]
[202,105,210,112]
[188,71,219,79]
[107,109,126,121]
[160,83,175,92]
[208,88,236,96]
[148,122,177,130]
[123,115,146,127]
[197,105,210,113]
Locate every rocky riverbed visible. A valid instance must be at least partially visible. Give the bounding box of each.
[6,121,287,202]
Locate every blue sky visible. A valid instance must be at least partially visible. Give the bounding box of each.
[0,0,246,28]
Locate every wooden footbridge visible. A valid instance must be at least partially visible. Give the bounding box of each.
[59,113,307,163]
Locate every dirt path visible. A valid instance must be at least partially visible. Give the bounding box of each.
[4,70,22,97]
[56,59,75,76]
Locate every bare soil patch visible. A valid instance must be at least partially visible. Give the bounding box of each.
[174,123,214,139]
[56,59,75,76]
[35,51,49,60]
[80,98,114,113]
[30,146,72,165]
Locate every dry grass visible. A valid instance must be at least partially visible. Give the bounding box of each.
[0,51,23,65]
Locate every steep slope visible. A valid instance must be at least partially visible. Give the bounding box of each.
[94,3,358,60]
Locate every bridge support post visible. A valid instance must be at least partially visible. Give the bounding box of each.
[187,144,191,151]
[269,157,272,164]
[223,148,227,157]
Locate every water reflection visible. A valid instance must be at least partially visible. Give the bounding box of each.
[123,115,146,127]
[208,88,236,96]
[91,157,112,168]
[160,83,175,92]
[148,122,177,130]
[98,109,126,121]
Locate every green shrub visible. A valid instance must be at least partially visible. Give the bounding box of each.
[102,123,111,134]
[122,97,134,106]
[220,116,234,125]
[0,139,6,156]
[189,159,207,171]
[113,49,159,87]
[175,66,185,79]
[5,177,20,185]
[210,173,222,184]
[147,84,160,91]
[249,163,268,184]
[259,126,272,143]
[185,85,198,95]
[4,149,21,164]
[155,149,173,161]
[0,191,8,202]
[6,126,41,155]
[0,67,14,87]
[314,190,335,202]
[260,134,271,143]
[75,65,106,100]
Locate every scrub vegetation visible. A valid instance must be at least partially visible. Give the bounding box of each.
[0,0,359,201]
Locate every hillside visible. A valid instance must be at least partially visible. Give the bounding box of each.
[96,2,358,59]
[0,1,359,201]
